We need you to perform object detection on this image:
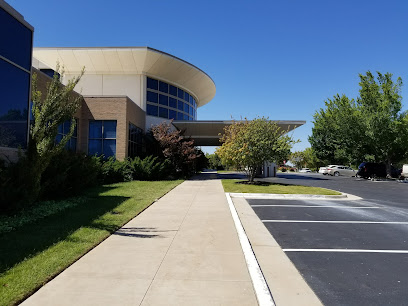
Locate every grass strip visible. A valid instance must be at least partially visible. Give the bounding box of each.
[0,180,182,306]
[222,179,341,195]
[0,197,87,234]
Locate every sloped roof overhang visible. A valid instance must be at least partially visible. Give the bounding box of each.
[32,47,216,106]
[172,120,306,146]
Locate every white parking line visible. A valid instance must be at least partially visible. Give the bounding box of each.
[225,193,275,306]
[262,220,408,224]
[283,249,408,253]
[252,205,380,208]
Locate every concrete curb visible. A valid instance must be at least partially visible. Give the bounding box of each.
[230,192,350,199]
[229,194,323,305]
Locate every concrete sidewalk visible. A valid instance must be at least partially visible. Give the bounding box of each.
[22,173,258,305]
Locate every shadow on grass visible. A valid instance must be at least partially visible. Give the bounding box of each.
[0,185,130,274]
[235,181,297,187]
[216,172,247,180]
[276,173,329,181]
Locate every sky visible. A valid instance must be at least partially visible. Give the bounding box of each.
[9,0,408,154]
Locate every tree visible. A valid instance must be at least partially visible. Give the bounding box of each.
[289,150,306,169]
[27,65,84,202]
[216,117,296,182]
[289,148,322,171]
[151,121,200,177]
[206,153,223,170]
[309,71,408,175]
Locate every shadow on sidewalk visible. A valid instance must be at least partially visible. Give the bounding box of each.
[113,227,177,238]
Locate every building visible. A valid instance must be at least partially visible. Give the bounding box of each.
[0,0,33,162]
[32,47,305,167]
[0,2,305,177]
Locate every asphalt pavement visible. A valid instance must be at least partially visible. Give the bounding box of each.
[247,173,408,305]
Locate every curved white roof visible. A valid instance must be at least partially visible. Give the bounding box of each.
[32,47,216,106]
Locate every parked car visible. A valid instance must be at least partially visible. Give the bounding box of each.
[400,164,408,179]
[328,165,356,177]
[319,165,337,175]
[357,162,386,179]
[299,168,311,173]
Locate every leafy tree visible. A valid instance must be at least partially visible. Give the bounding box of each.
[309,71,408,175]
[206,153,223,170]
[151,121,200,177]
[289,150,306,169]
[27,65,84,202]
[289,148,322,171]
[216,117,296,182]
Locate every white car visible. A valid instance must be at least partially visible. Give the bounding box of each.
[401,164,408,178]
[319,165,337,175]
[328,165,356,177]
[299,168,311,173]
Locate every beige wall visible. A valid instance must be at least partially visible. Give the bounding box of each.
[67,74,144,111]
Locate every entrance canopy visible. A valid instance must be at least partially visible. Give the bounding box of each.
[172,120,306,146]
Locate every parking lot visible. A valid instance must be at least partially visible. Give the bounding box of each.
[250,173,408,305]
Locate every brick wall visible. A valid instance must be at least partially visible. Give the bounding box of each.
[81,96,145,160]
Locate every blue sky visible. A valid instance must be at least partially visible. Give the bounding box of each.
[9,0,408,153]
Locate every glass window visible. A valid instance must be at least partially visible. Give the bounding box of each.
[40,69,59,79]
[169,109,177,120]
[145,78,196,121]
[147,91,158,103]
[88,139,102,156]
[147,104,158,116]
[159,107,168,118]
[178,100,184,111]
[169,85,177,96]
[178,88,184,99]
[103,120,117,138]
[0,58,30,148]
[88,120,102,138]
[88,120,117,158]
[183,114,189,120]
[169,97,177,108]
[147,77,158,90]
[177,112,183,120]
[159,94,168,106]
[56,119,78,151]
[103,139,116,157]
[128,123,143,158]
[0,7,33,70]
[159,81,168,93]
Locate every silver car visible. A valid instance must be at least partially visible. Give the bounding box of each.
[328,165,356,177]
[319,165,337,175]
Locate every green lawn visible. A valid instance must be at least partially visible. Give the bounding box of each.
[0,180,182,306]
[222,179,341,195]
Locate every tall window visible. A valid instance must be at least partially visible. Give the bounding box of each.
[88,120,117,158]
[146,76,197,121]
[0,6,33,149]
[128,123,143,158]
[56,119,77,151]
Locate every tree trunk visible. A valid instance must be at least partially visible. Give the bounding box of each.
[385,159,392,178]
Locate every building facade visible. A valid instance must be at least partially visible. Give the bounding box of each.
[32,47,217,160]
[0,0,33,161]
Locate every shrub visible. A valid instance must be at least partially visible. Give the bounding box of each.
[130,156,170,180]
[40,151,102,199]
[100,157,132,184]
[281,168,287,172]
[0,156,35,214]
